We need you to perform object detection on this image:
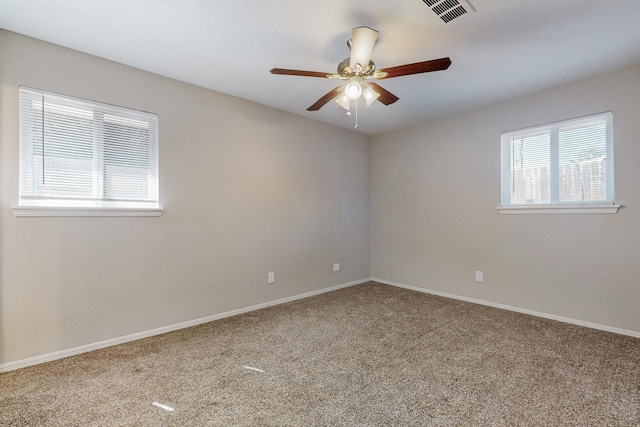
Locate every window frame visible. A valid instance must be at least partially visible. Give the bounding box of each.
[13,87,162,217]
[498,112,620,215]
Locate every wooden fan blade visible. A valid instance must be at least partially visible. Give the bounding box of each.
[307,87,343,111]
[377,57,451,79]
[270,68,331,78]
[368,82,399,105]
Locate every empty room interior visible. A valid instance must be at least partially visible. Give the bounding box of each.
[1,1,639,425]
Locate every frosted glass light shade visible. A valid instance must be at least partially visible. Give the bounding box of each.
[345,81,362,100]
[363,86,380,106]
[336,94,351,110]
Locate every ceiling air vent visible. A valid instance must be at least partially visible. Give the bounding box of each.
[422,0,474,23]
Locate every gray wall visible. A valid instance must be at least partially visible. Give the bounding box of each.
[2,28,639,368]
[0,30,370,365]
[371,64,640,333]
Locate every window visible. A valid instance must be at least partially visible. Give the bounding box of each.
[16,87,160,215]
[500,112,619,214]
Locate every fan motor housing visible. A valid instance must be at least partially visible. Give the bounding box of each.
[337,58,376,78]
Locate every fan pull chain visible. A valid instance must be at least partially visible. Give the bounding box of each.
[354,98,359,129]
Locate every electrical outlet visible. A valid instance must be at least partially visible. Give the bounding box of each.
[475,271,484,282]
[333,263,340,272]
[268,272,275,284]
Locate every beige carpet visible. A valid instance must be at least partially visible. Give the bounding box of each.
[1,282,639,426]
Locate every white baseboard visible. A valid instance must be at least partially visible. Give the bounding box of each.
[5,277,635,373]
[372,277,640,339]
[0,278,369,373]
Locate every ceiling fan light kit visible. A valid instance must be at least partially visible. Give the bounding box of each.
[270,26,452,128]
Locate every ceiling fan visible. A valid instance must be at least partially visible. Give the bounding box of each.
[270,27,451,119]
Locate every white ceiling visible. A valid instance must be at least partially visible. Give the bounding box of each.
[1,0,640,135]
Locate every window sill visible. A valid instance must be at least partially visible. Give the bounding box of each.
[12,206,163,217]
[497,204,621,215]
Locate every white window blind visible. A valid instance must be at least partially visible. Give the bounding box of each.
[501,112,614,206]
[19,87,159,209]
